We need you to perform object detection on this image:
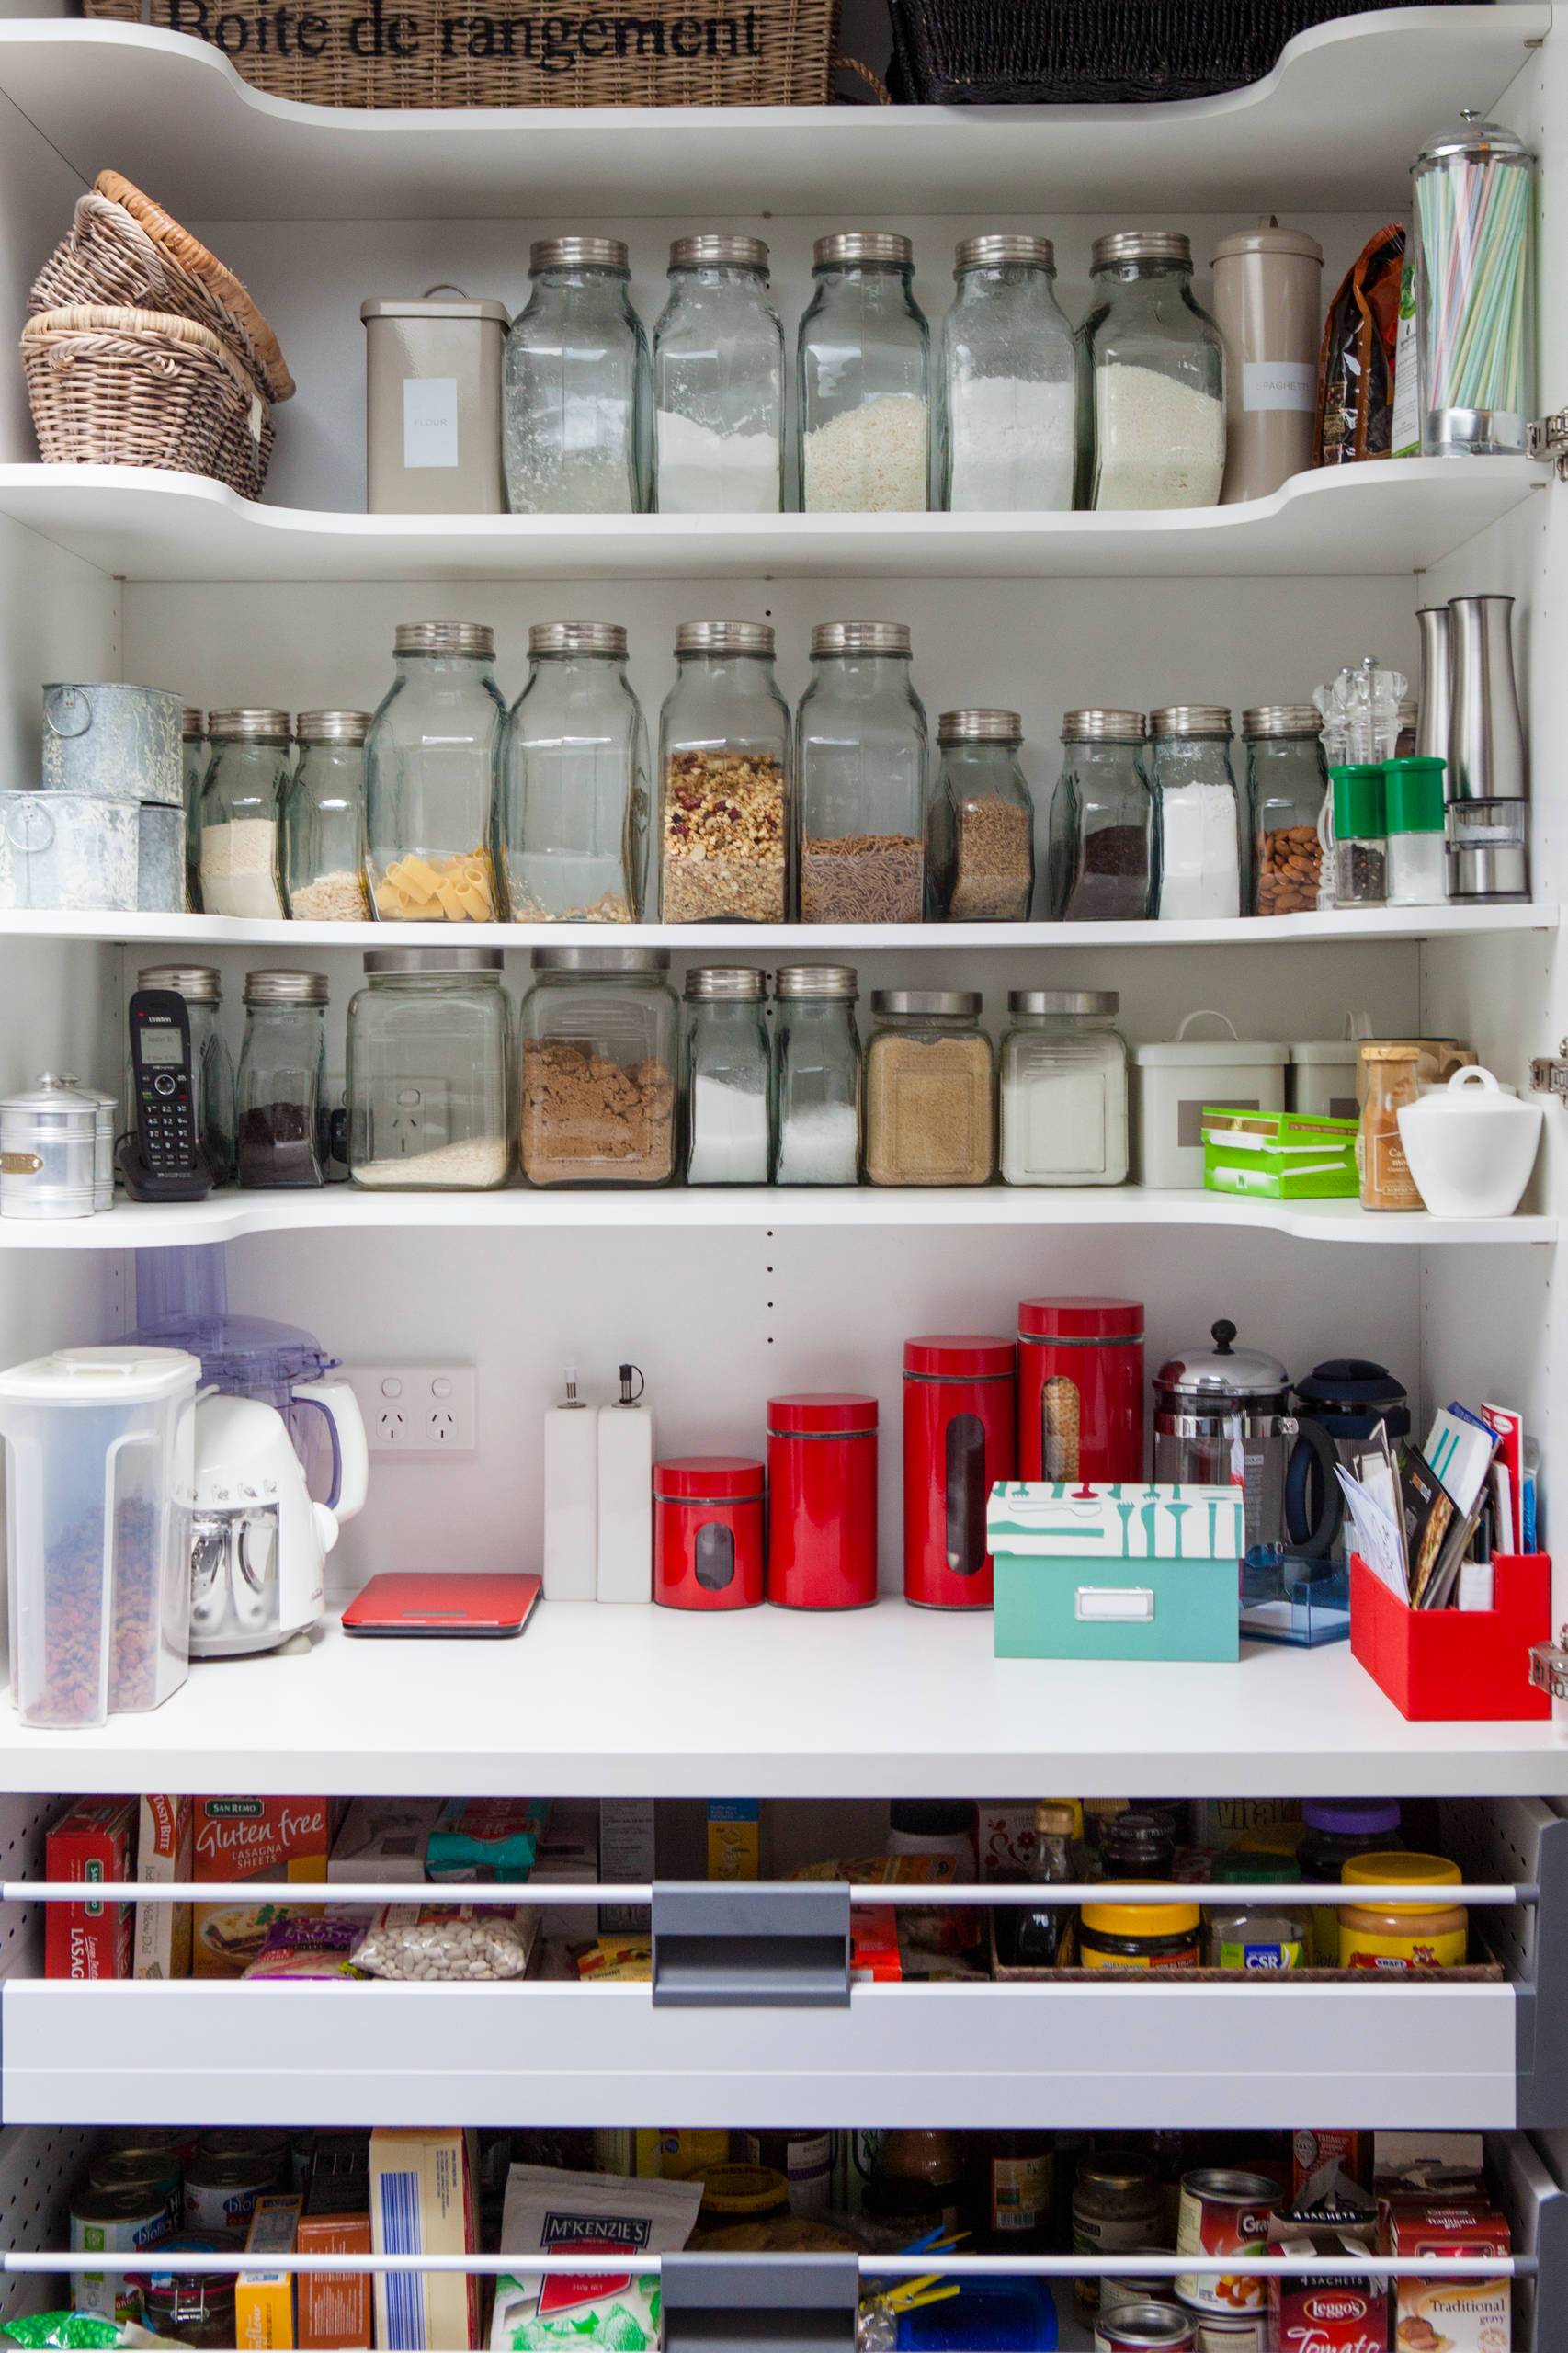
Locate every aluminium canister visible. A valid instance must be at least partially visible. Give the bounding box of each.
[1176,2170,1279,2313]
[361,293,508,515]
[41,681,183,806]
[71,2183,176,2324]
[182,2149,279,2237]
[1096,2302,1198,2353]
[902,1334,1016,1608]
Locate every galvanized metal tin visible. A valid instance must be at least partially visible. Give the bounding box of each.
[42,682,184,808]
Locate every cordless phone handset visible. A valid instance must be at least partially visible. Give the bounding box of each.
[120,988,213,1203]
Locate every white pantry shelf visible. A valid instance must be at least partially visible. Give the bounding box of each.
[0,8,1547,220]
[0,1187,1552,1248]
[0,460,1544,585]
[0,1600,1562,1798]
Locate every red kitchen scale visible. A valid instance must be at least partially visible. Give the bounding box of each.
[342,1572,542,1638]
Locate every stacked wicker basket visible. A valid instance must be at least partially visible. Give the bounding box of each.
[22,171,293,500]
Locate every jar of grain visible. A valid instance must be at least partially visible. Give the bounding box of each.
[366,622,506,921]
[284,710,370,922]
[797,622,926,924]
[658,621,790,923]
[198,710,289,919]
[1244,705,1327,916]
[1044,710,1154,921]
[799,233,931,514]
[684,966,771,1186]
[864,989,994,1187]
[503,237,649,515]
[519,945,677,1188]
[501,622,647,924]
[1080,232,1226,510]
[773,964,861,1186]
[347,947,513,1191]
[926,710,1035,923]
[1358,1041,1425,1211]
[1000,989,1128,1187]
[1149,707,1243,921]
[653,236,784,515]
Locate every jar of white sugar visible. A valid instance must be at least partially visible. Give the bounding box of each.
[653,236,784,515]
[199,709,290,919]
[999,989,1128,1187]
[1149,706,1244,921]
[939,234,1075,512]
[772,964,861,1186]
[683,965,772,1186]
[798,233,930,513]
[1081,231,1225,511]
[503,237,649,515]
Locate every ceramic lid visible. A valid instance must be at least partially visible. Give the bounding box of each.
[1401,1066,1536,1119]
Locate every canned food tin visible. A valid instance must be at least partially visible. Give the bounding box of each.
[197,2128,290,2163]
[1176,2170,1279,2313]
[1101,2267,1175,2314]
[1096,2300,1199,2353]
[182,2150,278,2237]
[87,2149,183,2203]
[71,2184,174,2325]
[1181,2302,1269,2353]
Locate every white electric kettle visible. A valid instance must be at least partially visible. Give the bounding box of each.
[190,1378,368,1657]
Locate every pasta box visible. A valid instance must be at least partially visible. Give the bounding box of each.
[989,1483,1245,1662]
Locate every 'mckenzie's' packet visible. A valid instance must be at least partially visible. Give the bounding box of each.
[490,2167,702,2351]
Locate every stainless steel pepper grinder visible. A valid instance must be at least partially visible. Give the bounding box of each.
[1415,605,1451,765]
[1447,593,1526,801]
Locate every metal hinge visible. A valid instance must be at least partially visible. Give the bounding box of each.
[1532,1631,1568,1699]
[1530,1042,1568,1098]
[1528,414,1568,478]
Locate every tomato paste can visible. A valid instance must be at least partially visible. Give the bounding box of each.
[1175,2170,1279,2313]
[1096,2301,1198,2353]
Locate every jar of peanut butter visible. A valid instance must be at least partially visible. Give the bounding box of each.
[1337,1851,1466,1968]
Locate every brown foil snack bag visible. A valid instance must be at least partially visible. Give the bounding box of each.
[1316,225,1406,465]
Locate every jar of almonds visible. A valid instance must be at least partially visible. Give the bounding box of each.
[657,620,791,922]
[1244,703,1327,916]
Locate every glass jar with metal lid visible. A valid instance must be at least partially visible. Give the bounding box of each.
[135,965,235,1186]
[926,710,1034,922]
[658,620,790,923]
[0,1074,97,1220]
[1414,112,1535,458]
[1244,704,1326,916]
[1074,2152,1165,2309]
[366,622,506,922]
[347,946,512,1191]
[284,710,370,922]
[939,234,1075,513]
[1045,710,1155,921]
[1205,1850,1311,1970]
[1149,706,1243,920]
[799,233,930,513]
[653,236,784,514]
[519,945,677,1188]
[772,964,861,1186]
[1079,232,1225,510]
[198,709,289,919]
[683,966,771,1186]
[235,969,328,1189]
[797,621,926,924]
[865,989,994,1187]
[181,707,205,912]
[1000,990,1128,1186]
[503,236,650,514]
[501,622,647,924]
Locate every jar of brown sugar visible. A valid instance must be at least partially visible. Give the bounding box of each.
[657,620,790,922]
[519,945,678,1188]
[865,988,994,1186]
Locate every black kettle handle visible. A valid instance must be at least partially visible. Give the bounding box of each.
[1284,1415,1346,1557]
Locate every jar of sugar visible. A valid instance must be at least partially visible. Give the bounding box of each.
[1149,705,1244,921]
[1081,231,1225,510]
[939,234,1075,513]
[653,237,784,515]
[683,965,772,1186]
[772,963,861,1186]
[999,989,1128,1188]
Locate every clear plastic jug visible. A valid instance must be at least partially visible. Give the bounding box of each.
[0,1345,199,1728]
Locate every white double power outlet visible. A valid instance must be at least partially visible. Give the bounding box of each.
[346,1363,478,1456]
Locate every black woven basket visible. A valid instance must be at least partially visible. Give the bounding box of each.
[887,0,1465,105]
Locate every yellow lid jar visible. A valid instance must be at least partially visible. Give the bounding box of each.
[1337,1851,1467,1970]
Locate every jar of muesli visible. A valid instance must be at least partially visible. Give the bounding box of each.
[657,620,791,922]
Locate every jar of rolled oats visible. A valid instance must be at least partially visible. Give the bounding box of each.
[657,620,791,923]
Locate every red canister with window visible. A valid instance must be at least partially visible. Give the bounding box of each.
[767,1392,878,1609]
[653,1455,766,1610]
[903,1335,1017,1609]
[1017,1296,1144,1483]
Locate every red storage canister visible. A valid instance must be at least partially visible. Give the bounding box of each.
[902,1335,1017,1609]
[1018,1296,1144,1483]
[767,1392,878,1609]
[653,1455,766,1610]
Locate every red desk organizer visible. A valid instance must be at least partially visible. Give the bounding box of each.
[1350,1552,1552,1721]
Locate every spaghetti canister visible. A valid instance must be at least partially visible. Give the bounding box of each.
[1018,1295,1144,1482]
[1176,2171,1279,2313]
[767,1392,878,1609]
[653,1455,765,1611]
[903,1334,1016,1608]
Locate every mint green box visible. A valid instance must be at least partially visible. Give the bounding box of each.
[988,1483,1244,1663]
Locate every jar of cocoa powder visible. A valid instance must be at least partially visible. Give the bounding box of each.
[519,945,677,1188]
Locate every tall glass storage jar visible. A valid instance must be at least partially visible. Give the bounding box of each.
[1414,113,1535,458]
[865,990,994,1187]
[773,964,860,1185]
[235,969,328,1189]
[1078,232,1226,509]
[926,710,1034,922]
[347,946,512,1191]
[684,966,771,1186]
[939,235,1075,512]
[1000,989,1129,1187]
[504,238,648,515]
[797,621,926,924]
[799,233,930,513]
[285,710,370,922]
[181,707,205,912]
[1044,710,1155,920]
[1149,705,1244,920]
[653,236,784,514]
[198,709,289,919]
[501,622,646,923]
[135,964,235,1188]
[519,945,677,1188]
[659,620,790,922]
[367,621,505,922]
[1244,703,1327,915]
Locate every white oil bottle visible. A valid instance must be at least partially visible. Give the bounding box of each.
[597,1361,653,1602]
[543,1367,597,1601]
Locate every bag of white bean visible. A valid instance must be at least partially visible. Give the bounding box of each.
[351,1901,540,1980]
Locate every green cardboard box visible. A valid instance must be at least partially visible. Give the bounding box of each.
[1202,1108,1358,1199]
